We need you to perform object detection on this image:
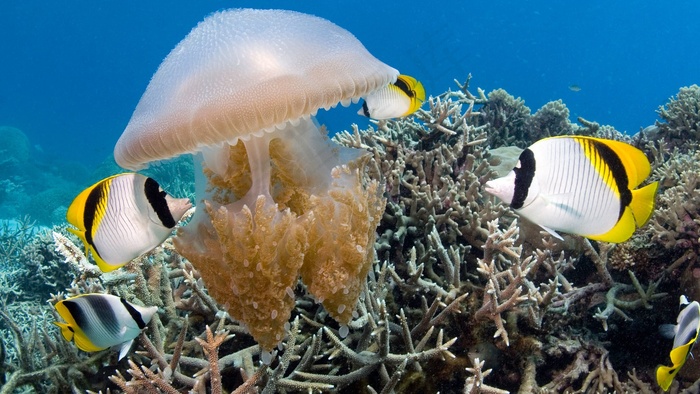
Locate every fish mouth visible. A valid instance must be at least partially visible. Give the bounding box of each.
[483,181,496,195]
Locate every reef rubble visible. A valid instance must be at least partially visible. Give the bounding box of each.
[1,79,700,393]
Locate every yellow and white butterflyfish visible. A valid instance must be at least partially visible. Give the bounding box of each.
[484,135,658,243]
[657,296,700,391]
[53,293,158,360]
[66,173,191,272]
[358,74,425,119]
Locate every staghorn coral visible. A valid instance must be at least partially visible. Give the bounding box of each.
[0,219,77,303]
[333,79,672,392]
[475,88,531,148]
[0,300,103,393]
[526,99,575,140]
[14,78,700,393]
[50,214,462,393]
[657,84,700,150]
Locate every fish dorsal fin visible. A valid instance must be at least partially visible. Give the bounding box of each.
[580,137,651,188]
[670,339,696,369]
[53,321,75,342]
[66,184,93,232]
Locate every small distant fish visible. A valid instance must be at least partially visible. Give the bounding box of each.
[568,84,581,92]
[358,74,425,119]
[67,173,191,272]
[657,296,700,391]
[53,293,158,360]
[484,136,658,243]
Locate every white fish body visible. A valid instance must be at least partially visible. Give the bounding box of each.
[484,136,658,243]
[54,293,158,360]
[67,173,191,272]
[657,297,700,390]
[358,74,425,120]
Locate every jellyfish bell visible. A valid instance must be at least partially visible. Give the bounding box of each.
[114,8,397,175]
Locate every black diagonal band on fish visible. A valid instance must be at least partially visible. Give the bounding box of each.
[66,173,191,272]
[53,293,157,360]
[484,135,658,243]
[357,74,425,120]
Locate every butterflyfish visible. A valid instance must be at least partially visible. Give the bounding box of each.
[484,135,658,243]
[656,296,700,391]
[66,173,191,272]
[53,293,158,360]
[358,74,425,119]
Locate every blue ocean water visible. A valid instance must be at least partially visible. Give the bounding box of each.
[1,1,698,167]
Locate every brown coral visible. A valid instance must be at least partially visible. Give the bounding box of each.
[175,129,383,350]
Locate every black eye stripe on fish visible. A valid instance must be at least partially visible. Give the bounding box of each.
[360,101,370,117]
[121,297,148,329]
[67,173,191,272]
[484,136,658,243]
[511,149,535,209]
[144,177,177,228]
[54,293,158,360]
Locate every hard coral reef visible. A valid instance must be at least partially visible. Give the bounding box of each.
[4,81,700,393]
[656,84,700,151]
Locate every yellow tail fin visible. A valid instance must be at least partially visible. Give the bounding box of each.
[630,181,659,227]
[657,364,680,391]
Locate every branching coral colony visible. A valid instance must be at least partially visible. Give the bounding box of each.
[4,79,700,393]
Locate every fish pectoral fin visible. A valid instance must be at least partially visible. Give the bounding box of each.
[630,181,659,226]
[659,324,678,339]
[656,364,679,391]
[116,338,135,361]
[543,194,584,219]
[596,137,653,186]
[539,225,564,240]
